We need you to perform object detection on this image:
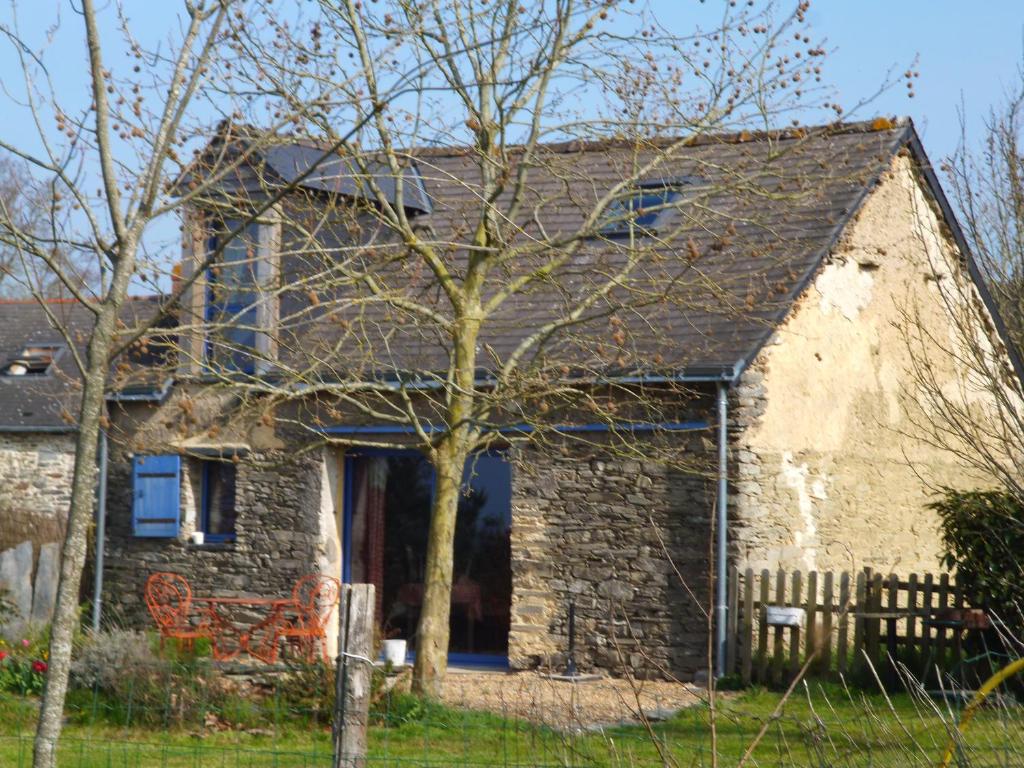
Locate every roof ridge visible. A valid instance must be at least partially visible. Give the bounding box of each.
[0,294,161,306]
[404,116,912,158]
[240,116,911,161]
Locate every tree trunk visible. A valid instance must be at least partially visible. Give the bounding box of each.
[411,308,480,697]
[33,306,119,767]
[411,442,470,697]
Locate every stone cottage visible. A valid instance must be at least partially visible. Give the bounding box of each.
[0,118,1016,678]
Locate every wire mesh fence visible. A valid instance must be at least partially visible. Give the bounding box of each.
[3,653,1024,767]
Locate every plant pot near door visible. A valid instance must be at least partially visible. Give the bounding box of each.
[383,638,407,668]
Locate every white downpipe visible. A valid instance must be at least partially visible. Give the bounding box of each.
[714,382,729,679]
[92,429,108,633]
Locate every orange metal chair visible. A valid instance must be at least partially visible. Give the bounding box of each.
[144,572,210,652]
[279,574,341,663]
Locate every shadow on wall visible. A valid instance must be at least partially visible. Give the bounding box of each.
[0,539,61,639]
[0,512,65,559]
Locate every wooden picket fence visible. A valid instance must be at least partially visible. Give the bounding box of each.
[724,567,981,688]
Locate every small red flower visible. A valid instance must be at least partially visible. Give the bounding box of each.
[0,650,7,661]
[32,660,47,674]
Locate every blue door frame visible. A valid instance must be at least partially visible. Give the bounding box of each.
[340,448,509,669]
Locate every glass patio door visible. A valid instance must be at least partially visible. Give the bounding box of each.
[344,451,512,661]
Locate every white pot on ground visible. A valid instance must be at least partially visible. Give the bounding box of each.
[383,639,407,668]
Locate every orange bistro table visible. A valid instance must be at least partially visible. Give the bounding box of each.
[144,572,341,665]
[189,595,297,663]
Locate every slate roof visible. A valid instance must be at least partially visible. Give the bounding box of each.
[272,118,921,381]
[1,117,1014,430]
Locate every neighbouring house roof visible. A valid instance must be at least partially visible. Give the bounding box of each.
[0,296,168,431]
[0,117,1017,432]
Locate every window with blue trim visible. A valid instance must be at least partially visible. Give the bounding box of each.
[206,220,260,374]
[200,460,237,542]
[344,450,511,660]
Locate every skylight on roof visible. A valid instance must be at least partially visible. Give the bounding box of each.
[597,176,706,237]
[1,345,63,377]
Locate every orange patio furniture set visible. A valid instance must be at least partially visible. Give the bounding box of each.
[144,571,341,664]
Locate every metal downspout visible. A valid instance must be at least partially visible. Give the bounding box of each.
[92,429,108,633]
[715,382,729,679]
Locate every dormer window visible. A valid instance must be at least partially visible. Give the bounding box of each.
[1,345,63,377]
[598,176,706,238]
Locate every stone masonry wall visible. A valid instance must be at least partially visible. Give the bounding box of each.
[729,155,994,576]
[102,446,326,626]
[0,432,75,554]
[508,433,716,680]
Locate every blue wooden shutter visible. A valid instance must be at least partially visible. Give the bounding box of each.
[132,454,181,537]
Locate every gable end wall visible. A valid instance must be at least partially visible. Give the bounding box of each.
[729,154,992,576]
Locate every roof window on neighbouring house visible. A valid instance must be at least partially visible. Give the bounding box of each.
[598,176,706,238]
[0,345,63,377]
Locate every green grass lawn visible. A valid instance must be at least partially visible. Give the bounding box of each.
[2,683,1023,767]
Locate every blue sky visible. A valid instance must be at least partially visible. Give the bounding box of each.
[647,0,1024,163]
[4,1,1023,163]
[805,1,1024,162]
[4,1,1022,162]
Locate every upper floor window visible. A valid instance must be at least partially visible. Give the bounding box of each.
[206,220,261,374]
[598,176,705,238]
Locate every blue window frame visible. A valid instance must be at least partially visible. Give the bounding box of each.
[600,187,682,236]
[206,220,260,374]
[200,461,238,543]
[132,455,182,538]
[598,176,706,238]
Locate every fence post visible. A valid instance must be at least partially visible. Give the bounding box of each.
[757,569,770,684]
[820,571,834,676]
[936,573,950,672]
[741,567,754,685]
[885,573,899,689]
[906,573,918,673]
[867,572,883,674]
[953,574,965,683]
[837,572,850,678]
[772,569,785,686]
[726,565,739,675]
[788,571,803,681]
[921,573,934,681]
[333,583,376,768]
[851,572,866,677]
[806,571,818,669]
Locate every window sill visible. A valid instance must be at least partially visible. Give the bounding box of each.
[186,540,237,551]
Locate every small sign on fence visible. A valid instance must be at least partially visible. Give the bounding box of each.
[765,606,805,628]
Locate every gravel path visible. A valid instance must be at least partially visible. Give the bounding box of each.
[438,670,705,728]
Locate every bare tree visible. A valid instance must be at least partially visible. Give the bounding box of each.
[899,76,1024,502]
[171,0,841,697]
[0,1,380,763]
[946,84,1024,351]
[0,156,91,297]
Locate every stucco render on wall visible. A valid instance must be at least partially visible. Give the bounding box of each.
[0,432,75,554]
[730,155,993,576]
